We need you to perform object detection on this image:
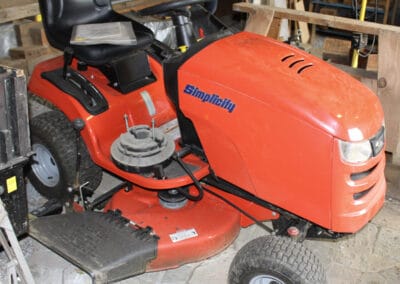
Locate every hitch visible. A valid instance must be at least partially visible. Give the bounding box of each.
[286,220,312,242]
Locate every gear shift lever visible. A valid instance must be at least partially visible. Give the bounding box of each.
[63,47,74,79]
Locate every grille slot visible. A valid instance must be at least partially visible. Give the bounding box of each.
[350,165,377,181]
[353,187,372,200]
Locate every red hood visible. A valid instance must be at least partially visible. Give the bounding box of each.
[181,32,384,141]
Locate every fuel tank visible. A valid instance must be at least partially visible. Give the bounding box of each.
[177,32,385,231]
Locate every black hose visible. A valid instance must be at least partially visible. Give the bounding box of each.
[202,185,274,234]
[173,151,273,233]
[173,150,273,233]
[172,153,204,201]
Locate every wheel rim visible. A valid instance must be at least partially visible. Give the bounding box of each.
[249,275,286,284]
[31,143,60,187]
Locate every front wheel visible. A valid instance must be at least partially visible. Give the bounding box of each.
[228,236,326,284]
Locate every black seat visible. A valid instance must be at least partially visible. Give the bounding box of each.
[39,0,154,66]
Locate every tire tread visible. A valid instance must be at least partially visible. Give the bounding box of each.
[228,235,326,284]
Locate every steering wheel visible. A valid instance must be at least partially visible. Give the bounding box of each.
[139,0,216,16]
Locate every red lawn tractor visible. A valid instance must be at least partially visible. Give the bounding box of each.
[27,0,386,283]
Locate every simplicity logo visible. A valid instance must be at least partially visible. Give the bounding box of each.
[183,84,236,113]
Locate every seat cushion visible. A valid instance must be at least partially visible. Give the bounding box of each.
[71,15,154,66]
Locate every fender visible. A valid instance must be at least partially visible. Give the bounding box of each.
[28,56,210,189]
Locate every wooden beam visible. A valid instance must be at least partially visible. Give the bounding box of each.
[0,0,174,24]
[383,0,391,24]
[243,7,275,36]
[378,30,400,164]
[233,2,400,35]
[0,0,36,9]
[112,0,174,14]
[294,0,310,43]
[0,3,39,24]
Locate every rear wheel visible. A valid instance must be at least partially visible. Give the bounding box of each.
[28,111,102,200]
[228,235,326,284]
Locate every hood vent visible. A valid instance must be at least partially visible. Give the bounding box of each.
[281,54,313,74]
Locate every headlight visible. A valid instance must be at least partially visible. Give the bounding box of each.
[339,140,372,164]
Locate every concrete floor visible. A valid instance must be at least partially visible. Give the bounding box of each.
[1,162,400,283]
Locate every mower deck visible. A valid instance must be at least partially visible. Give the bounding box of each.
[105,186,241,271]
[29,185,241,281]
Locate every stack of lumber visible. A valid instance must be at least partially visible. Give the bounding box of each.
[0,20,61,75]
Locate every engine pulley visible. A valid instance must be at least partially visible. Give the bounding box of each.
[111,125,175,173]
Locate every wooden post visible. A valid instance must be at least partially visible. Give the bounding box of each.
[243,6,275,36]
[378,30,400,164]
[294,0,310,43]
[383,0,391,24]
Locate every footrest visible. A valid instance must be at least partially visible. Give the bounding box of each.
[29,211,158,283]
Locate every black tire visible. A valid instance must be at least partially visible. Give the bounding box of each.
[27,111,102,200]
[228,236,326,284]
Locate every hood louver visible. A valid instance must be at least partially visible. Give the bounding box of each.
[281,54,313,74]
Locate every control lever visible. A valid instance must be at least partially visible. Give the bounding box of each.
[63,47,74,80]
[72,118,87,209]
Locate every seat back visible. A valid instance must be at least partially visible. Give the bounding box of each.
[39,0,154,67]
[39,0,114,51]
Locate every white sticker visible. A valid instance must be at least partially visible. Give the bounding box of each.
[169,228,198,243]
[159,118,181,141]
[140,90,156,116]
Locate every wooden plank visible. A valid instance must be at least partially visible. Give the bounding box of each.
[323,37,351,55]
[267,17,281,39]
[322,37,351,65]
[319,7,338,16]
[14,21,43,47]
[0,3,39,24]
[0,0,174,24]
[378,30,400,164]
[0,58,28,75]
[294,0,310,43]
[233,2,400,35]
[0,0,35,9]
[30,26,49,47]
[383,0,390,24]
[244,7,275,36]
[391,0,399,25]
[360,77,378,94]
[113,0,174,13]
[366,54,378,72]
[9,46,51,61]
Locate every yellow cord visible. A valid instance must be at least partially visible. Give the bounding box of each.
[351,0,368,68]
